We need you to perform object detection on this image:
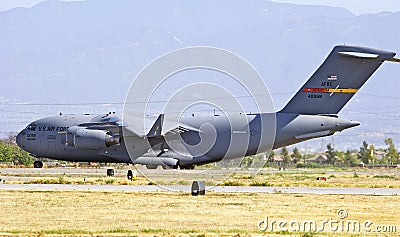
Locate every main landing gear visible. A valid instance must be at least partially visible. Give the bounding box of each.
[106,168,136,181]
[33,160,43,168]
[106,168,114,176]
[127,170,133,181]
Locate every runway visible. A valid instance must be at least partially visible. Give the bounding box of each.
[1,167,399,195]
[1,183,399,195]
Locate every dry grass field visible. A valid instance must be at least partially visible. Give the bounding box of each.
[0,190,398,236]
[223,170,400,188]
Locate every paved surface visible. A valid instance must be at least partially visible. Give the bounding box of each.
[1,167,399,175]
[0,183,399,195]
[1,167,399,195]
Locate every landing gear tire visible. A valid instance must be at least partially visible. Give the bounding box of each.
[127,170,133,180]
[106,168,114,176]
[33,160,43,168]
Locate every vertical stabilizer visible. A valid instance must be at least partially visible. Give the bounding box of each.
[280,45,396,115]
[147,114,164,137]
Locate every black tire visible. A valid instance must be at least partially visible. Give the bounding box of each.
[33,160,43,168]
[127,170,133,180]
[106,168,114,176]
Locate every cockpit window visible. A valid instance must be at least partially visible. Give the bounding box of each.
[26,123,36,131]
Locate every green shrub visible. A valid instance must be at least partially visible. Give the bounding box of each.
[221,180,243,186]
[105,179,115,184]
[250,181,272,186]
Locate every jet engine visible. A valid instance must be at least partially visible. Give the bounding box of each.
[66,127,120,150]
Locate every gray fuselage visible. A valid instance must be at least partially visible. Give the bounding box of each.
[16,112,359,167]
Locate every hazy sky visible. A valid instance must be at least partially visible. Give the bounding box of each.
[1,0,400,15]
[272,0,400,15]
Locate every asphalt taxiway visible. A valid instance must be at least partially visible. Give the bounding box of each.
[1,167,399,195]
[0,183,399,195]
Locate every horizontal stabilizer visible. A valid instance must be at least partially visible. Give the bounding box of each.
[386,57,400,63]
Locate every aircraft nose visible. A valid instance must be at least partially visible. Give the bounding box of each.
[16,130,25,148]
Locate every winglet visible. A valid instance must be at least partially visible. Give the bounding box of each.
[147,114,164,137]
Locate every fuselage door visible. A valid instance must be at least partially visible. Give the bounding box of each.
[48,139,56,156]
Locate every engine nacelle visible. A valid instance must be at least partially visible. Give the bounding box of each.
[66,127,120,150]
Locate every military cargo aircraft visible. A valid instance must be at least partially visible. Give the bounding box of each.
[16,45,399,174]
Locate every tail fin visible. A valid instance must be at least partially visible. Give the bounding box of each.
[280,45,397,115]
[147,114,164,137]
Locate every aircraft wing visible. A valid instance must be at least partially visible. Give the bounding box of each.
[122,114,202,161]
[123,114,200,138]
[75,113,121,131]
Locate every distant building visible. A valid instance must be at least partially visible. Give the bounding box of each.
[306,154,328,164]
[273,155,283,162]
[374,151,385,161]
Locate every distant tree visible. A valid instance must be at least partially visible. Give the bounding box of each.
[291,147,302,164]
[281,147,291,165]
[326,143,336,165]
[344,150,359,167]
[335,150,345,167]
[241,155,254,168]
[266,150,275,163]
[369,144,376,164]
[5,133,16,144]
[252,153,266,168]
[263,150,275,167]
[357,141,371,164]
[384,137,399,164]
